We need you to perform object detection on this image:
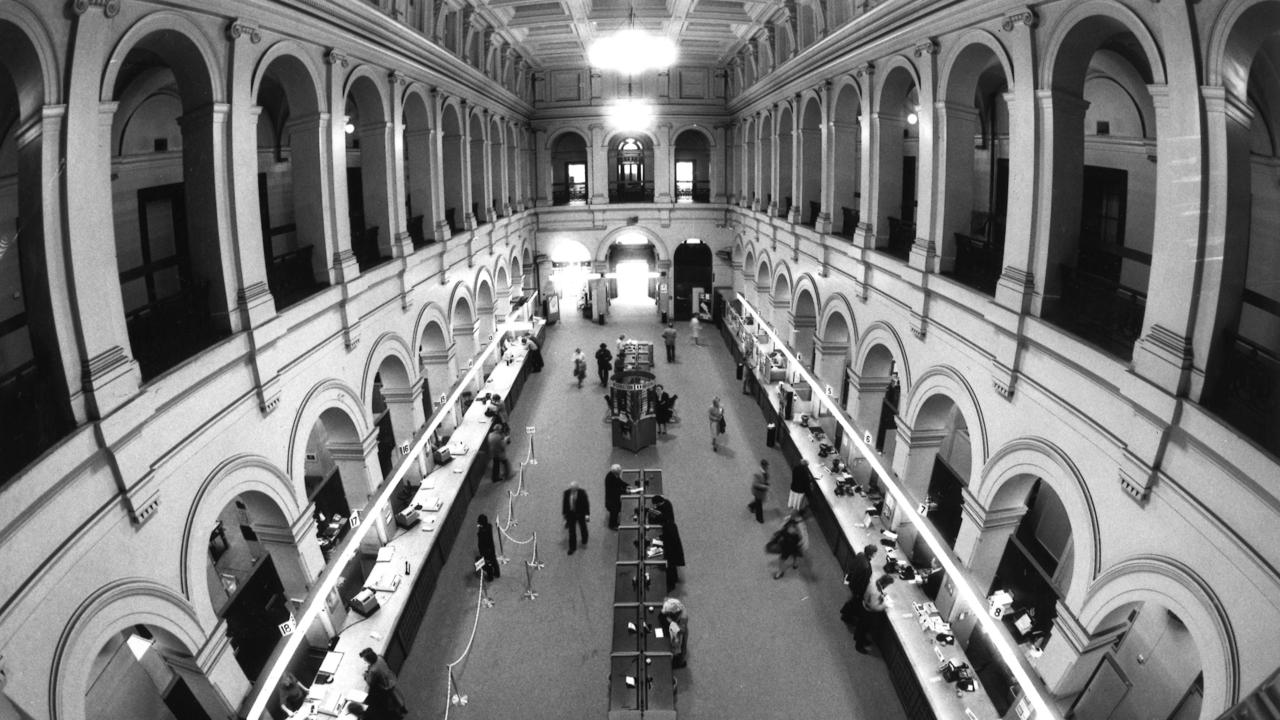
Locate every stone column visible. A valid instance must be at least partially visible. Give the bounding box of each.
[382,378,426,443]
[993,10,1040,314]
[792,315,817,367]
[328,430,392,551]
[1030,90,1089,312]
[815,81,834,234]
[386,72,413,256]
[452,322,478,380]
[812,337,848,391]
[194,630,250,716]
[1030,607,1127,696]
[326,51,360,283]
[935,490,1026,618]
[589,123,610,205]
[711,123,728,203]
[868,112,905,248]
[767,105,781,216]
[772,298,793,345]
[533,125,551,207]
[850,374,892,441]
[285,113,339,281]
[654,123,673,204]
[908,40,939,272]
[752,114,764,211]
[853,64,877,249]
[419,348,454,410]
[460,101,477,229]
[887,423,946,530]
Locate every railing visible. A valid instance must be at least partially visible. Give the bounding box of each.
[0,358,71,483]
[839,207,860,239]
[609,181,654,203]
[1206,333,1280,458]
[551,182,587,206]
[267,245,324,310]
[125,281,225,380]
[883,216,915,261]
[949,233,1003,295]
[352,225,389,271]
[1049,265,1147,360]
[779,195,792,218]
[407,214,433,248]
[808,201,821,228]
[674,180,710,203]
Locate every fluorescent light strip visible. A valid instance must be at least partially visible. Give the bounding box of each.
[245,294,538,720]
[736,293,1061,720]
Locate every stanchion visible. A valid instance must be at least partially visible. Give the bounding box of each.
[476,562,494,608]
[517,463,529,497]
[522,560,539,601]
[495,518,508,564]
[525,426,538,465]
[529,530,546,569]
[506,491,518,526]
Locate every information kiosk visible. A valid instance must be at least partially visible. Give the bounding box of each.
[610,370,658,452]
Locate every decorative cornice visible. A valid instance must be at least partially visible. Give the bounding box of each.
[226,18,261,43]
[913,39,939,57]
[327,49,350,68]
[71,0,120,17]
[1001,7,1038,32]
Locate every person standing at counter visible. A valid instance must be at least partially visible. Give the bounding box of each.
[477,514,500,580]
[660,597,690,668]
[604,464,626,530]
[522,334,543,372]
[840,544,878,625]
[277,672,308,717]
[789,459,812,511]
[358,648,407,718]
[707,396,725,451]
[562,481,590,555]
[855,574,896,654]
[661,323,678,362]
[595,343,613,386]
[646,495,686,592]
[487,422,511,482]
[747,459,770,523]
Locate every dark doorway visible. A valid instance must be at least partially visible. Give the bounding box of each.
[222,555,289,680]
[671,242,712,320]
[901,156,918,224]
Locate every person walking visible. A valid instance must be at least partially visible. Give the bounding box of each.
[359,648,407,718]
[595,343,613,386]
[840,544,878,625]
[654,386,677,435]
[562,481,590,555]
[690,314,701,346]
[660,597,690,668]
[771,510,809,579]
[707,396,725,451]
[855,575,896,654]
[661,323,678,361]
[477,514,499,580]
[747,459,770,523]
[646,495,686,591]
[487,422,510,482]
[789,459,812,511]
[572,347,587,387]
[604,464,627,530]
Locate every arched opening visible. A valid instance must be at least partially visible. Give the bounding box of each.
[772,273,794,342]
[792,288,819,370]
[205,492,305,681]
[743,118,757,207]
[815,309,852,385]
[371,354,413,479]
[440,103,464,232]
[468,110,488,225]
[777,103,794,219]
[256,54,329,309]
[451,295,478,375]
[609,135,654,203]
[754,261,772,325]
[939,43,1010,293]
[110,29,231,381]
[897,393,972,556]
[418,318,452,418]
[86,625,221,720]
[606,230,657,303]
[873,66,920,260]
[673,129,711,203]
[475,279,496,344]
[831,82,863,237]
[489,115,504,218]
[0,18,74,482]
[800,96,823,227]
[1203,5,1280,458]
[403,89,436,247]
[672,240,713,320]
[344,75,393,271]
[550,131,588,205]
[304,408,373,561]
[857,344,901,455]
[550,240,592,319]
[1040,15,1158,360]
[1072,603,1204,720]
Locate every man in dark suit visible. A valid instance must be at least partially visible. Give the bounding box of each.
[595,344,613,386]
[562,481,590,554]
[604,464,627,529]
[841,544,878,625]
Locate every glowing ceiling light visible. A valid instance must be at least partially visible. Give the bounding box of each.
[588,12,677,75]
[344,116,355,134]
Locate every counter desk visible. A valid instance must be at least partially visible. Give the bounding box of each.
[745,365,1002,720]
[293,324,544,717]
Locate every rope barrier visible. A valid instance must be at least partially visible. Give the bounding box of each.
[443,578,487,718]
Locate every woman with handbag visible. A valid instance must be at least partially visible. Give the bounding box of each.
[771,510,808,579]
[707,396,725,451]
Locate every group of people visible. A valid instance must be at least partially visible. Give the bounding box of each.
[277,648,406,719]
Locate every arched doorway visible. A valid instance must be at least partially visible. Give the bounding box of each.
[451,295,478,375]
[673,129,711,203]
[86,626,220,720]
[609,135,654,203]
[872,65,920,260]
[831,82,862,237]
[303,408,375,562]
[672,240,712,320]
[440,102,464,232]
[468,110,488,225]
[550,131,588,205]
[606,230,657,303]
[549,240,593,318]
[403,89,436,247]
[799,96,823,226]
[343,74,393,271]
[418,317,452,418]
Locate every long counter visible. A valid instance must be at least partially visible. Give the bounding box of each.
[288,323,545,719]
[718,317,1000,720]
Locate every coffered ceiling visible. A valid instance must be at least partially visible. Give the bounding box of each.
[483,0,784,69]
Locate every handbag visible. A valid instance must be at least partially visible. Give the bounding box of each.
[765,532,784,554]
[717,416,726,433]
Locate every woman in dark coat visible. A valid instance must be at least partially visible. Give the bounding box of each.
[477,514,499,580]
[654,386,677,435]
[647,495,685,591]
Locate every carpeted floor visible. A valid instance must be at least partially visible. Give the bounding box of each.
[396,293,909,720]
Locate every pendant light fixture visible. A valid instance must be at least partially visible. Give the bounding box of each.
[587,5,677,75]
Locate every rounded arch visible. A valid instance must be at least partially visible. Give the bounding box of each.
[791,273,823,317]
[1041,0,1167,91]
[0,2,61,108]
[401,82,433,126]
[250,41,324,115]
[771,262,795,301]
[1079,558,1240,712]
[872,54,923,109]
[179,455,298,625]
[544,126,590,150]
[1206,0,1280,95]
[472,265,496,305]
[670,123,716,146]
[754,254,773,290]
[495,261,511,295]
[817,293,858,345]
[831,73,866,109]
[974,437,1100,607]
[439,95,465,131]
[51,579,210,720]
[342,64,391,122]
[286,378,369,481]
[100,12,222,106]
[361,332,416,408]
[595,225,673,265]
[797,87,825,118]
[447,281,476,326]
[938,29,1016,103]
[412,301,452,353]
[900,365,989,466]
[853,320,913,391]
[602,127,660,149]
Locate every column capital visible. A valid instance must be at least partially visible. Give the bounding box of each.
[226,18,262,43]
[1000,7,1038,32]
[327,49,351,68]
[71,0,121,17]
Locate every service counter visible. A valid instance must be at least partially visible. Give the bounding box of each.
[290,321,545,718]
[736,357,1002,720]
